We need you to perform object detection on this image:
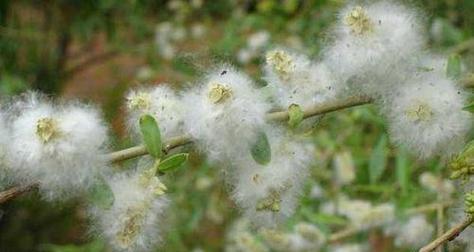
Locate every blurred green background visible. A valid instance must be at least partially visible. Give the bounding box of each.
[0,0,473,251]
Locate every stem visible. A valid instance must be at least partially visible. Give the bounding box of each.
[109,95,372,163]
[0,95,371,204]
[448,38,474,55]
[107,134,193,163]
[327,201,454,244]
[0,184,38,204]
[265,95,371,121]
[436,204,444,252]
[462,74,474,88]
[419,217,474,252]
[405,201,454,215]
[328,226,359,243]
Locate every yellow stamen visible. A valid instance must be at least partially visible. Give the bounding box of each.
[266,50,295,80]
[128,92,151,111]
[406,102,433,122]
[36,117,61,143]
[117,205,148,249]
[208,83,233,104]
[345,6,373,35]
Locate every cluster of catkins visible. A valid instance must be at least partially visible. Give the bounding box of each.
[126,64,315,229]
[0,92,171,252]
[0,1,472,251]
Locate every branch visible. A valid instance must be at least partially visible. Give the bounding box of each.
[107,134,193,163]
[108,95,372,163]
[0,184,38,204]
[265,95,372,121]
[419,217,474,252]
[405,201,454,215]
[462,74,474,88]
[448,37,474,55]
[0,95,371,204]
[328,226,359,243]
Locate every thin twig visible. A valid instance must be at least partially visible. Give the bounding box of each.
[0,184,38,204]
[462,74,474,88]
[448,37,474,55]
[419,217,474,252]
[107,134,193,163]
[405,201,454,215]
[265,95,372,121]
[436,203,444,252]
[327,201,454,244]
[328,226,359,243]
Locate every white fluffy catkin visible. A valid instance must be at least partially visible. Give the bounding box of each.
[381,70,472,159]
[126,85,186,140]
[90,170,168,252]
[182,65,270,165]
[263,48,337,109]
[231,127,314,227]
[6,92,110,200]
[323,1,425,96]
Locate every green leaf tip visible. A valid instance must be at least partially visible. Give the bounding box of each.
[158,153,189,172]
[139,114,162,158]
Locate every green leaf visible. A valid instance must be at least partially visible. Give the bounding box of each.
[447,54,462,79]
[352,184,394,194]
[158,153,189,172]
[369,134,388,184]
[463,103,474,113]
[438,18,464,46]
[288,103,304,128]
[251,131,271,165]
[41,240,105,252]
[308,213,347,226]
[396,148,410,195]
[89,178,114,210]
[139,114,162,158]
[300,207,347,226]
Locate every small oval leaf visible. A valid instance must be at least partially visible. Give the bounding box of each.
[288,103,304,128]
[89,178,114,209]
[158,153,189,172]
[139,114,162,158]
[251,131,271,165]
